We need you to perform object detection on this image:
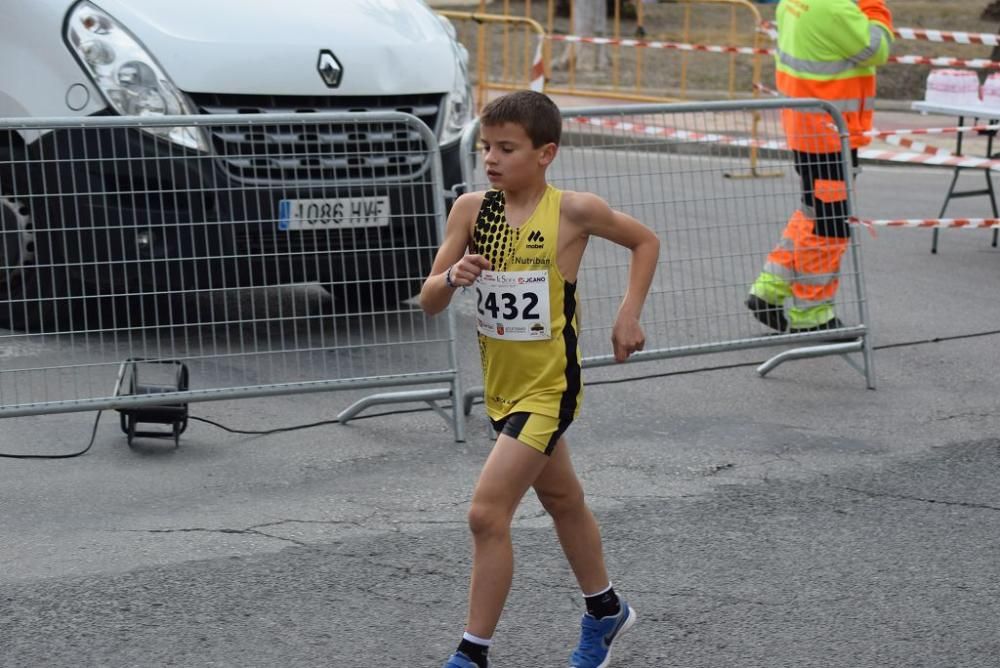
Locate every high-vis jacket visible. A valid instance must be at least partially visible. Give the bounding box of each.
[776,0,893,153]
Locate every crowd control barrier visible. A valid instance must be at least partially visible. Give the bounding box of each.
[458,98,876,415]
[447,1,776,178]
[461,0,770,103]
[439,10,548,110]
[0,111,465,442]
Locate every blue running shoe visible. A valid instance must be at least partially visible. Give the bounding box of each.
[443,651,484,668]
[569,601,637,668]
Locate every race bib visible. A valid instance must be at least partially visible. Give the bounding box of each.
[475,270,551,341]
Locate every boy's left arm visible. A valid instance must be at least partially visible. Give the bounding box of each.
[571,192,661,363]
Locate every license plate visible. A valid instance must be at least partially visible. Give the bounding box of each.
[278,196,390,230]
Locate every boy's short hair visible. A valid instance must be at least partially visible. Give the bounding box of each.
[479,90,562,148]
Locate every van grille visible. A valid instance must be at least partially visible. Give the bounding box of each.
[188,93,443,184]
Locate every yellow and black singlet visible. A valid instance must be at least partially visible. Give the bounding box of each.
[471,185,583,422]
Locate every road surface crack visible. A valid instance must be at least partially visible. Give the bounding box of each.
[836,486,1000,511]
[136,526,311,546]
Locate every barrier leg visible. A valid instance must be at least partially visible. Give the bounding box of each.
[337,388,454,429]
[463,385,483,417]
[757,338,869,386]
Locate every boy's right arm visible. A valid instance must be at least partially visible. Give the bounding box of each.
[419,193,491,316]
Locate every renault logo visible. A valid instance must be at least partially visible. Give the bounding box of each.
[317,50,343,88]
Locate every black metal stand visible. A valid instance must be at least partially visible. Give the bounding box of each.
[932,114,1000,253]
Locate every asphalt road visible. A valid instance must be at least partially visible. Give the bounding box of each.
[4,438,998,667]
[2,161,999,667]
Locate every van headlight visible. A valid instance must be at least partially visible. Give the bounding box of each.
[64,0,208,152]
[439,30,474,146]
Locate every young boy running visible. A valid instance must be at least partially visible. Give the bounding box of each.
[420,90,660,668]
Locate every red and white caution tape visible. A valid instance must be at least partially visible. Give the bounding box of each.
[565,116,787,150]
[568,117,1000,169]
[567,118,1000,234]
[760,21,1000,47]
[857,146,1000,170]
[863,123,1000,138]
[529,37,545,92]
[859,126,1000,168]
[551,33,1000,70]
[852,217,1000,228]
[568,112,1000,170]
[890,54,1000,70]
[548,33,772,57]
[882,134,954,157]
[895,27,1000,46]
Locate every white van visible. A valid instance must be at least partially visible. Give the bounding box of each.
[0,0,473,328]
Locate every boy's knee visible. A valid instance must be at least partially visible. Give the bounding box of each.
[467,501,510,538]
[537,486,585,518]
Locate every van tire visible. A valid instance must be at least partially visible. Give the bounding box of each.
[0,197,74,332]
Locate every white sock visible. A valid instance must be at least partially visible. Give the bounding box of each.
[583,582,613,598]
[462,631,493,647]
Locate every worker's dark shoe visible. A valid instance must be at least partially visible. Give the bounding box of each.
[788,317,844,334]
[746,294,787,332]
[788,317,859,342]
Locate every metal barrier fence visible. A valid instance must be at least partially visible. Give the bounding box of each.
[0,111,465,441]
[459,97,875,414]
[440,10,548,110]
[446,1,777,179]
[459,0,768,103]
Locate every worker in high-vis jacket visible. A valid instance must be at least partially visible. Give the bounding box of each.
[746,0,893,333]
